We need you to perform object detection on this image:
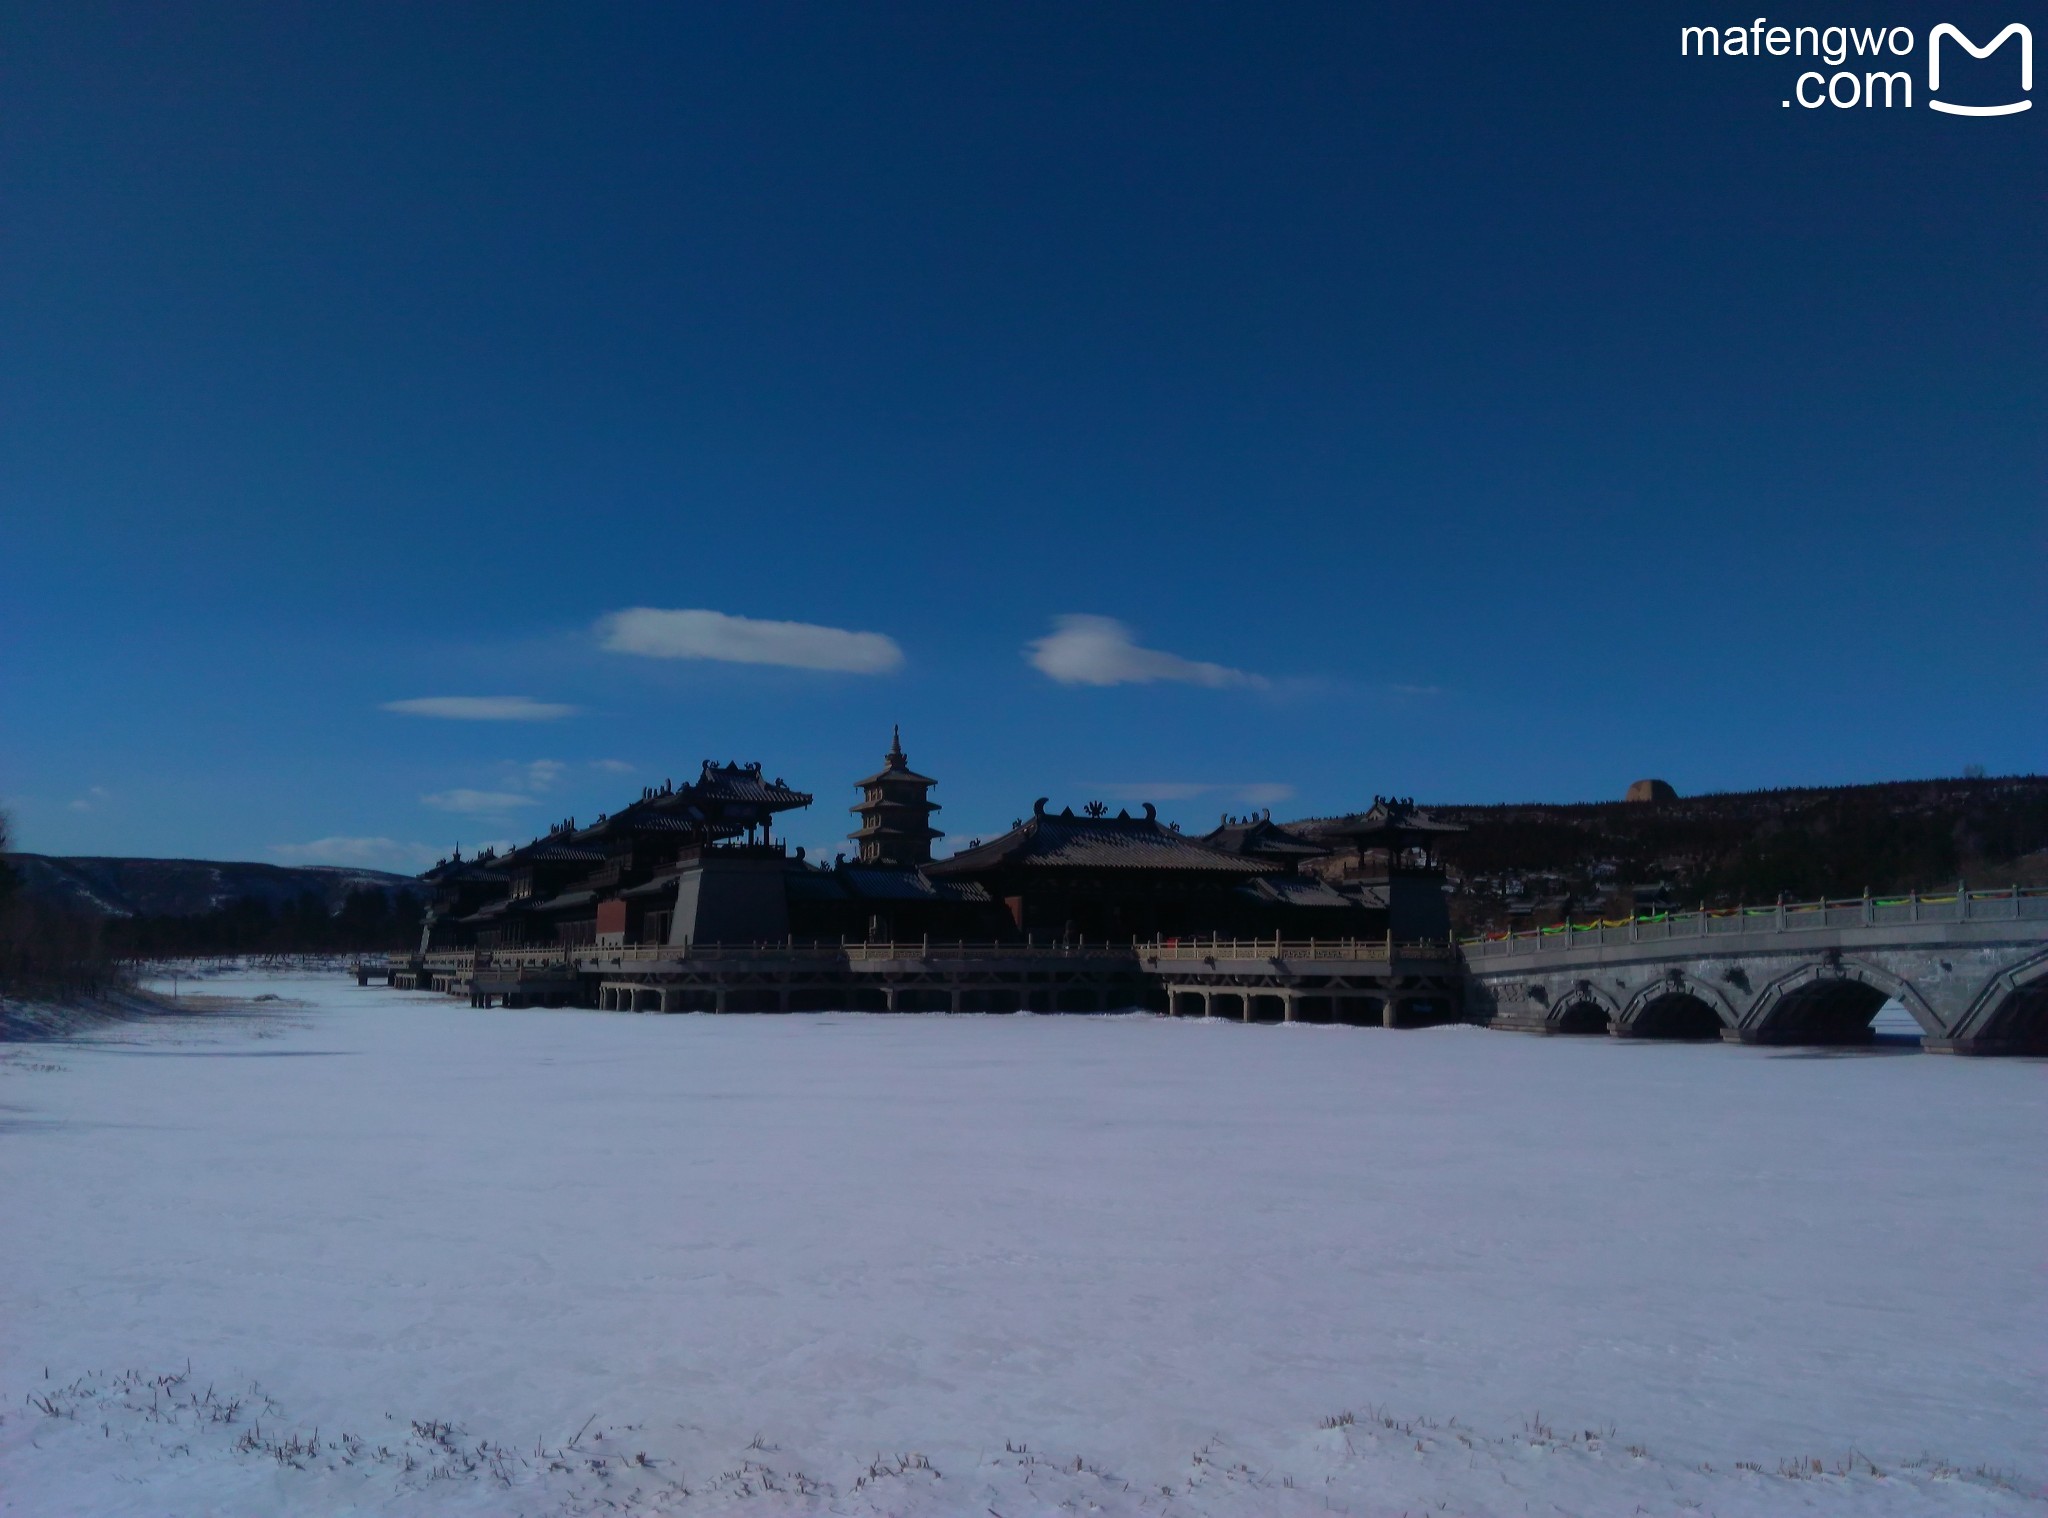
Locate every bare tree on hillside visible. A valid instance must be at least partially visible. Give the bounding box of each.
[0,808,121,1000]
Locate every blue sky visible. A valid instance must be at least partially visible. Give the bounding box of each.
[2,2,2041,871]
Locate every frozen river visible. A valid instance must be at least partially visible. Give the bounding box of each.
[2,968,2041,1515]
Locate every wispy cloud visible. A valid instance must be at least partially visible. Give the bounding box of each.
[422,788,540,814]
[271,837,441,872]
[597,608,903,674]
[510,759,567,792]
[1387,683,1446,698]
[589,758,635,775]
[382,696,579,721]
[1026,615,1266,689]
[1088,781,1297,806]
[68,785,111,813]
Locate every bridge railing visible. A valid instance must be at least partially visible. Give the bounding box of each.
[1460,885,2048,957]
[1146,937,1454,963]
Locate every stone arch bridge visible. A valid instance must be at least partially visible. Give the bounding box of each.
[1463,887,2048,1055]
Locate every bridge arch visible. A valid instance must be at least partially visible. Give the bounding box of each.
[1744,958,1939,1044]
[1549,980,1621,1035]
[1947,948,2048,1054]
[1617,974,1738,1041]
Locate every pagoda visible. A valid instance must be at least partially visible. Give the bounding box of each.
[847,727,943,866]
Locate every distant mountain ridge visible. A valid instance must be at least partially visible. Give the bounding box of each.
[5,854,429,920]
[1287,773,2048,931]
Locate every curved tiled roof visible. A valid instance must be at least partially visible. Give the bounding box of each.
[527,888,599,914]
[838,866,989,902]
[1325,797,1467,840]
[694,760,813,808]
[1202,817,1332,860]
[930,804,1276,877]
[514,844,606,864]
[1238,876,1357,908]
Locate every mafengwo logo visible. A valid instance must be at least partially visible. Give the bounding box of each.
[1680,19,2033,113]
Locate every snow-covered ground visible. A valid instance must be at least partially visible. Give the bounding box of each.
[2,967,2041,1516]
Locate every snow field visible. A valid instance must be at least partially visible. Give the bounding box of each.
[1,968,2042,1515]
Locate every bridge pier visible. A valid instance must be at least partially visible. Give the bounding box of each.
[1924,1032,2046,1057]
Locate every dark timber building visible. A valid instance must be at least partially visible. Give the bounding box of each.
[930,799,1313,941]
[1320,796,1463,940]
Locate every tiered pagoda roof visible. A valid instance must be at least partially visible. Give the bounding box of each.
[848,727,943,867]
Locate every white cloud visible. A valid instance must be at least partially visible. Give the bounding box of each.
[271,837,441,872]
[589,759,635,774]
[597,607,903,674]
[511,759,567,792]
[1237,783,1297,806]
[1026,615,1266,689]
[422,789,540,814]
[68,786,111,813]
[1092,782,1214,801]
[382,696,579,721]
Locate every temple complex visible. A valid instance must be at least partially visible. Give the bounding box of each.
[396,736,1462,1016]
[366,764,2048,1054]
[417,745,1459,958]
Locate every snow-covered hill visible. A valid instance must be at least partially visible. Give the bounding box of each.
[3,853,426,919]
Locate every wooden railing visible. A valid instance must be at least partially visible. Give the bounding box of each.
[580,938,1142,965]
[575,935,1454,966]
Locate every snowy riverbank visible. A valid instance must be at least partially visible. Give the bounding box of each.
[2,968,2041,1515]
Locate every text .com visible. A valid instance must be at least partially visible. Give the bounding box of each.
[1681,20,2033,113]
